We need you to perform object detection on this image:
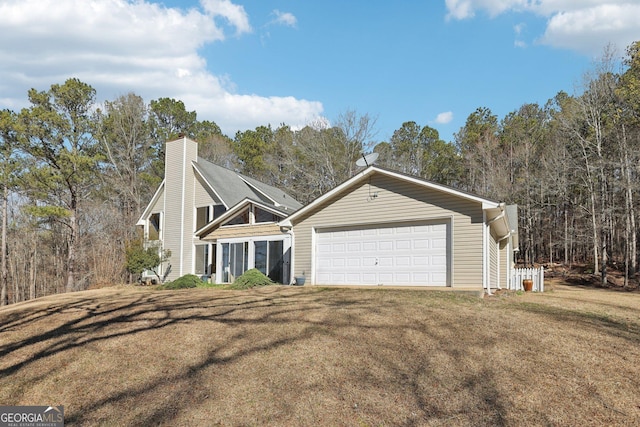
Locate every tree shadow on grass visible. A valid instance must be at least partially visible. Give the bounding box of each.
[508,300,640,344]
[0,289,303,376]
[3,287,626,426]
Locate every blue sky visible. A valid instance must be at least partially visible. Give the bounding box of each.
[1,1,639,144]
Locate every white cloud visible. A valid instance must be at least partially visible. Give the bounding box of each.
[445,0,476,20]
[272,10,297,28]
[445,0,528,20]
[540,4,640,55]
[444,0,640,55]
[514,22,527,47]
[0,0,323,135]
[201,0,252,35]
[435,111,454,124]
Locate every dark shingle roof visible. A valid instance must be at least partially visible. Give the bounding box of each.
[194,157,302,212]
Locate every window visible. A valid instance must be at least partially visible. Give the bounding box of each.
[196,206,209,231]
[255,207,280,223]
[226,208,250,226]
[148,213,161,240]
[213,204,226,220]
[195,244,209,275]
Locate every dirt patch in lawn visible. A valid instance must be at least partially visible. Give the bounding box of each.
[1,284,639,426]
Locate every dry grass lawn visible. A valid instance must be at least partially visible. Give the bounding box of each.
[1,280,639,426]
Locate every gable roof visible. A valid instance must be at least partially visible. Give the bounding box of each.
[136,180,165,226]
[137,156,302,227]
[283,165,505,224]
[195,197,290,237]
[280,165,516,243]
[193,157,302,212]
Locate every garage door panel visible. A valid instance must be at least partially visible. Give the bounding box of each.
[396,256,411,266]
[413,239,431,249]
[396,226,412,235]
[433,255,447,266]
[347,242,361,251]
[433,238,447,249]
[379,272,393,283]
[317,272,331,282]
[318,243,332,253]
[395,272,411,283]
[362,272,377,283]
[433,272,447,282]
[379,257,393,267]
[379,241,393,251]
[346,273,361,282]
[413,256,429,265]
[315,222,449,286]
[318,258,332,269]
[332,243,346,252]
[396,239,411,250]
[363,257,377,267]
[412,272,429,282]
[363,242,377,251]
[332,273,346,283]
[347,257,361,267]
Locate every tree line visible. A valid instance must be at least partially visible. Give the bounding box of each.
[1,42,639,305]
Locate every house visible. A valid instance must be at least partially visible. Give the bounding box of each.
[279,166,519,293]
[139,137,518,293]
[136,137,302,283]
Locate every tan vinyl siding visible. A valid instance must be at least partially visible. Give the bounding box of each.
[163,141,184,280]
[292,173,484,288]
[162,138,198,280]
[194,173,220,205]
[181,141,198,277]
[191,173,222,264]
[150,189,164,212]
[202,224,283,240]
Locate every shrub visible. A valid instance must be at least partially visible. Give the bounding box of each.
[125,239,161,276]
[229,269,274,290]
[158,274,204,290]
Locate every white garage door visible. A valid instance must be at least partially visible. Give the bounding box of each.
[315,222,448,286]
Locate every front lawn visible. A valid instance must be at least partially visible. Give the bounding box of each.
[1,281,638,426]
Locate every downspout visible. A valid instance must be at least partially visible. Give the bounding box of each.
[497,232,511,290]
[288,228,295,285]
[279,219,295,285]
[483,210,490,295]
[485,202,507,296]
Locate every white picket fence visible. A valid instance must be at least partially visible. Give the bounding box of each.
[511,267,544,292]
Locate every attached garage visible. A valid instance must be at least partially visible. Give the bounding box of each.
[282,166,518,292]
[315,221,449,286]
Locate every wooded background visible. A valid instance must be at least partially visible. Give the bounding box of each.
[2,42,640,305]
